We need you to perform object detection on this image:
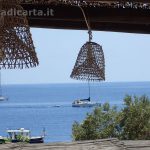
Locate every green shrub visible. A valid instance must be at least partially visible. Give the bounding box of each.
[72,103,118,141]
[119,95,150,140]
[16,134,30,143]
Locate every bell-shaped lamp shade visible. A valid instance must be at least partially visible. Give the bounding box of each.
[0,0,39,69]
[70,41,105,81]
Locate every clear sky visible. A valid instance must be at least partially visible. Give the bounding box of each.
[2,28,150,84]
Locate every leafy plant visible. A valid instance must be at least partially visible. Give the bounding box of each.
[72,103,119,141]
[119,95,150,140]
[16,134,30,150]
[16,134,29,143]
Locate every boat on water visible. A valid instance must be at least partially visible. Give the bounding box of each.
[6,128,45,143]
[72,81,101,107]
[0,96,8,101]
[53,105,61,107]
[72,97,101,107]
[0,71,8,101]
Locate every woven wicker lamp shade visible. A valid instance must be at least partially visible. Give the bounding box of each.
[0,0,39,69]
[70,41,105,81]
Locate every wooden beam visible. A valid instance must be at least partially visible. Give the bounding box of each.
[28,18,150,34]
[23,4,150,23]
[20,1,150,34]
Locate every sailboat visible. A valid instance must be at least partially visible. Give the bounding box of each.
[0,71,8,101]
[72,82,100,107]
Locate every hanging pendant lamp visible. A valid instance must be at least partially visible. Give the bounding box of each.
[0,0,39,69]
[70,7,105,81]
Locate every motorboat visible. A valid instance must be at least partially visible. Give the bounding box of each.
[72,97,100,107]
[0,96,8,101]
[6,128,45,143]
[53,105,61,108]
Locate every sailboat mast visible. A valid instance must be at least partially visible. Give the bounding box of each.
[88,80,91,101]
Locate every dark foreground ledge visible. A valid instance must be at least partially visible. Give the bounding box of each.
[0,138,150,150]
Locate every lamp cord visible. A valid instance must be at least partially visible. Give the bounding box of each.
[79,6,92,42]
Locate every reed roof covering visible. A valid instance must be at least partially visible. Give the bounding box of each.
[19,0,150,34]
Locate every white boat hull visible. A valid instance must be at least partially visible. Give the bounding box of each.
[0,96,8,101]
[72,103,97,107]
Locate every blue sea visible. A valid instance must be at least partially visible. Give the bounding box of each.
[0,82,150,143]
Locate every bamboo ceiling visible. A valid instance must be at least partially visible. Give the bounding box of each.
[19,0,150,34]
